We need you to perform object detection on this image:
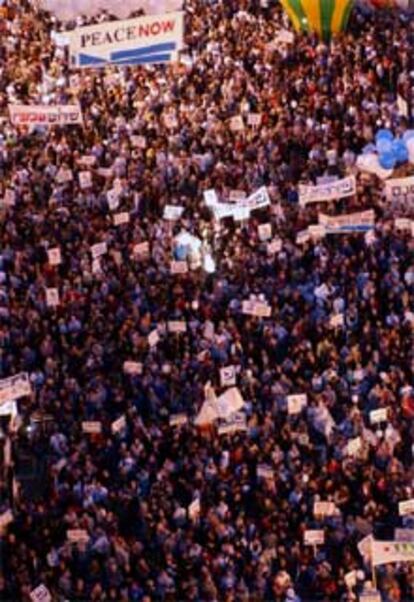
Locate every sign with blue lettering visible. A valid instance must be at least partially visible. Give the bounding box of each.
[67,12,184,68]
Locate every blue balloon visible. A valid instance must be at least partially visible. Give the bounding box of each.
[375,129,394,143]
[402,130,414,144]
[391,139,409,163]
[362,143,376,155]
[379,152,396,170]
[376,138,392,154]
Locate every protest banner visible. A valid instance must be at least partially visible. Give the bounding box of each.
[287,394,307,415]
[398,498,414,516]
[38,0,182,21]
[47,247,61,266]
[304,530,325,545]
[385,175,414,206]
[318,210,375,233]
[308,224,326,239]
[394,218,412,230]
[229,190,247,202]
[217,412,247,435]
[30,584,52,602]
[9,104,82,126]
[220,366,236,388]
[371,540,414,566]
[299,175,356,206]
[0,373,31,406]
[67,12,184,68]
[394,528,414,542]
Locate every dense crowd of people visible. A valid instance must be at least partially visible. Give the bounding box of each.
[0,0,413,600]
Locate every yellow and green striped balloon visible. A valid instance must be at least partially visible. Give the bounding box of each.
[280,0,354,40]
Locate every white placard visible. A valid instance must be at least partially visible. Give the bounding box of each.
[369,408,388,425]
[56,168,73,184]
[385,176,414,206]
[203,189,219,207]
[163,205,184,220]
[257,464,274,480]
[304,530,325,545]
[107,188,120,211]
[113,212,130,226]
[111,414,127,434]
[394,218,412,230]
[30,585,52,602]
[148,329,160,347]
[123,361,143,375]
[0,373,31,406]
[90,242,107,259]
[258,223,272,241]
[82,421,102,434]
[217,387,244,418]
[78,171,92,190]
[0,509,13,529]
[220,366,236,388]
[67,529,89,544]
[287,394,307,415]
[46,288,59,307]
[399,498,414,516]
[188,498,201,520]
[329,313,344,328]
[347,436,362,457]
[170,260,188,274]
[247,113,262,127]
[77,155,96,167]
[314,501,337,517]
[242,300,271,318]
[47,247,62,266]
[168,321,187,333]
[267,238,282,254]
[133,242,150,258]
[169,413,188,427]
[395,528,414,542]
[130,135,146,149]
[217,412,247,435]
[308,224,326,239]
[229,115,244,132]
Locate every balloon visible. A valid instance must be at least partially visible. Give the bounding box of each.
[362,143,377,155]
[403,130,414,144]
[391,139,409,163]
[375,129,394,143]
[376,138,392,154]
[378,152,396,170]
[280,0,355,40]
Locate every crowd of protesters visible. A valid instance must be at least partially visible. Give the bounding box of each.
[0,0,413,600]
